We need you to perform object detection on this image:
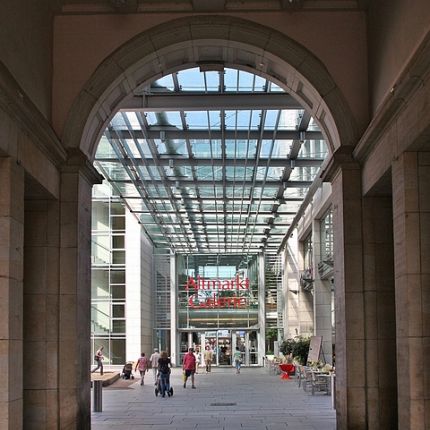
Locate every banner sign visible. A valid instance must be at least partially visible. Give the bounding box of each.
[185,275,249,309]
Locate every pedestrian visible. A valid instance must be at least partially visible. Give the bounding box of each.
[194,347,201,373]
[149,348,160,384]
[233,347,242,374]
[135,352,149,386]
[91,346,104,375]
[183,347,196,389]
[158,351,172,397]
[204,346,213,373]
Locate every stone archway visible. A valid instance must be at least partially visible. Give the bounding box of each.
[61,14,360,430]
[62,15,358,161]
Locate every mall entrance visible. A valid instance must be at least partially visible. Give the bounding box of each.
[179,329,259,367]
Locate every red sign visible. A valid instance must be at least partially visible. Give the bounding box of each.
[185,275,250,309]
[185,275,250,291]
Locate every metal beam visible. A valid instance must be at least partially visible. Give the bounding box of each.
[108,129,323,141]
[97,156,324,168]
[119,93,303,111]
[142,222,290,227]
[113,178,312,187]
[124,196,304,203]
[135,210,296,215]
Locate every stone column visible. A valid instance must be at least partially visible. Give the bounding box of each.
[58,150,101,429]
[330,161,366,430]
[362,195,397,429]
[284,232,300,338]
[23,200,60,429]
[312,220,333,364]
[392,152,430,430]
[0,157,24,430]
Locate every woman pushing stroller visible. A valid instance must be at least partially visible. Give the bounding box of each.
[156,351,173,397]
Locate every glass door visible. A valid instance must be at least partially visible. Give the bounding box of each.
[234,331,247,366]
[248,330,258,365]
[204,331,217,366]
[217,330,231,365]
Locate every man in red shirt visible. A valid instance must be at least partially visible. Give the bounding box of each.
[182,348,197,389]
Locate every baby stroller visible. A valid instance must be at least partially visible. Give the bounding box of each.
[121,362,135,380]
[154,371,173,397]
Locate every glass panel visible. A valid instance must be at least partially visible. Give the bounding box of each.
[112,250,125,265]
[92,235,110,265]
[111,285,125,300]
[111,216,125,231]
[112,235,125,249]
[111,339,126,364]
[92,270,110,299]
[177,67,205,90]
[112,320,126,334]
[112,304,125,318]
[92,201,109,231]
[111,270,125,284]
[153,74,174,91]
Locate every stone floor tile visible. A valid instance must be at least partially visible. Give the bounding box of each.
[92,367,335,430]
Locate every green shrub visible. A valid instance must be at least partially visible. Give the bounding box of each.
[279,336,310,365]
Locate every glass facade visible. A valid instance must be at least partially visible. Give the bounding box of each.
[177,254,259,329]
[153,250,171,352]
[91,182,127,365]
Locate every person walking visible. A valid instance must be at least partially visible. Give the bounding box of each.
[91,346,104,375]
[204,346,213,373]
[135,352,149,385]
[158,351,172,397]
[194,347,201,374]
[149,348,160,384]
[233,347,242,374]
[183,347,196,389]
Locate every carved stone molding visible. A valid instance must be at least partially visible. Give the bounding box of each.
[0,61,67,166]
[61,148,103,185]
[353,30,430,162]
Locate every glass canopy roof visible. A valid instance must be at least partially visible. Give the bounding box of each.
[94,67,327,254]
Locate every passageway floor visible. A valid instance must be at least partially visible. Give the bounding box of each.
[91,367,335,430]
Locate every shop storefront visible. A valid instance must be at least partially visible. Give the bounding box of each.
[174,254,264,367]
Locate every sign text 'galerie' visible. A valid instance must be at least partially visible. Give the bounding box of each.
[185,275,250,309]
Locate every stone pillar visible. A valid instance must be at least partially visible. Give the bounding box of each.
[58,151,101,429]
[392,152,430,430]
[23,200,60,429]
[331,162,366,430]
[312,220,333,364]
[284,232,300,338]
[0,157,24,430]
[362,195,397,429]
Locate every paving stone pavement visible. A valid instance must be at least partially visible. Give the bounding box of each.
[91,367,336,430]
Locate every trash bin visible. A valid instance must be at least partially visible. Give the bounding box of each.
[93,380,103,412]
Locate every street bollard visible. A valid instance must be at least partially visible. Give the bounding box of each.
[93,380,103,412]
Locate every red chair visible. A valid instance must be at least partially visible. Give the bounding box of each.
[279,363,295,380]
